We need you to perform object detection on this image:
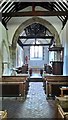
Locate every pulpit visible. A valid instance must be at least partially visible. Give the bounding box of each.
[52,61,63,75]
[49,46,64,75]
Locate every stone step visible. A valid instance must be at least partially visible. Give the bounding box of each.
[28,78,43,82]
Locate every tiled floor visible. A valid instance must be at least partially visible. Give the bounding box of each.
[2,81,58,119]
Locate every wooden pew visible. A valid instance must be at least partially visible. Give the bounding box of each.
[2,74,29,82]
[55,96,68,120]
[0,82,25,97]
[1,74,29,98]
[0,110,7,120]
[43,75,68,98]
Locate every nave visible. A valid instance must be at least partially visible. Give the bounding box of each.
[2,81,57,119]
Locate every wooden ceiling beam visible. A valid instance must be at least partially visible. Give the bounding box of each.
[2,11,68,17]
[49,46,64,51]
[18,43,51,46]
[17,39,51,48]
[17,39,24,49]
[19,36,54,39]
[32,3,35,12]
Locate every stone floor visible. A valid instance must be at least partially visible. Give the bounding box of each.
[1,82,58,119]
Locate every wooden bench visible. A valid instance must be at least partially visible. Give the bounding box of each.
[43,75,68,98]
[60,87,68,97]
[55,96,68,120]
[0,82,25,97]
[1,75,29,98]
[0,110,7,120]
[57,104,68,119]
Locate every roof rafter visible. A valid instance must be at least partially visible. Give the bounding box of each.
[2,11,68,17]
[1,2,68,29]
[53,3,64,22]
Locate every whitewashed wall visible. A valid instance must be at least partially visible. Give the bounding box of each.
[60,21,68,75]
[0,22,10,76]
[0,22,2,78]
[16,44,24,67]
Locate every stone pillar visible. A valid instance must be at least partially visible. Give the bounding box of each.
[9,46,16,68]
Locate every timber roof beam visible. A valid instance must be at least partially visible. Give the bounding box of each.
[2,11,68,17]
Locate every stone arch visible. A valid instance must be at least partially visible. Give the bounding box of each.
[12,17,61,48]
[11,17,61,67]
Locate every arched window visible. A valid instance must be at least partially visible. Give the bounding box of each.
[30,40,43,60]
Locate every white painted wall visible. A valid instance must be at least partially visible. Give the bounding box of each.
[16,44,24,67]
[0,22,2,78]
[0,22,10,76]
[60,21,68,75]
[44,46,49,64]
[7,17,31,45]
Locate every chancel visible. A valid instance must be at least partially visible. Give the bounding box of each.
[0,1,68,119]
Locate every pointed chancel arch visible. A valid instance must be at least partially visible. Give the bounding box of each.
[12,17,61,48]
[11,17,61,67]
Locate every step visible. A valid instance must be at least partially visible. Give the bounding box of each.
[28,78,43,82]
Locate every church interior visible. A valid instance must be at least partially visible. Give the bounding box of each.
[0,1,68,119]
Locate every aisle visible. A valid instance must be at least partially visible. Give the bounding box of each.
[2,82,57,118]
[29,72,43,82]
